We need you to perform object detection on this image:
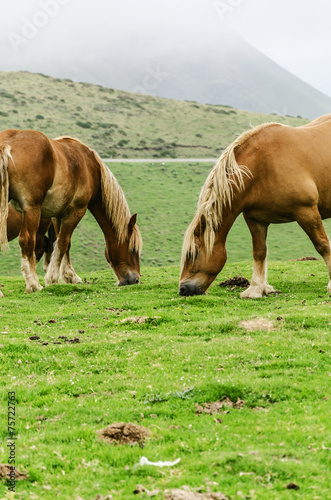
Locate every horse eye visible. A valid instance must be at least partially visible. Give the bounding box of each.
[188,250,199,261]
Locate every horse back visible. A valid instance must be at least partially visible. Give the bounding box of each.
[235,119,331,219]
[1,129,55,205]
[50,136,101,200]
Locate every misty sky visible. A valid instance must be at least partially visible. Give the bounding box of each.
[0,0,331,97]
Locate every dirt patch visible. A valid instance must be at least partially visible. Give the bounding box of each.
[0,463,29,480]
[285,483,300,490]
[133,484,161,496]
[106,307,127,313]
[219,276,250,288]
[117,316,160,325]
[57,335,80,343]
[239,318,275,332]
[30,335,81,346]
[97,422,151,445]
[196,397,246,415]
[29,335,40,341]
[293,256,320,261]
[165,489,229,500]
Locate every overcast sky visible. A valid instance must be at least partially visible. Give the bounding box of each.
[0,0,331,97]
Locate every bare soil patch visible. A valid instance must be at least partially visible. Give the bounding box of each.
[164,488,229,499]
[97,422,150,445]
[239,318,275,332]
[219,276,250,289]
[196,397,246,415]
[0,463,29,480]
[117,316,161,325]
[293,256,320,261]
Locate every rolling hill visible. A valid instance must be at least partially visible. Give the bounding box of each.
[0,71,307,159]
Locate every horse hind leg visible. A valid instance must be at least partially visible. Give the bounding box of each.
[19,207,43,293]
[45,210,85,286]
[240,216,276,299]
[294,206,331,294]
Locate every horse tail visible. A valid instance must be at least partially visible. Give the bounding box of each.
[0,145,12,251]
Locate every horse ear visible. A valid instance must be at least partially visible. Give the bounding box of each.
[194,214,206,237]
[128,213,137,235]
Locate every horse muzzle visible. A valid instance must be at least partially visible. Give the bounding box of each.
[118,273,140,286]
[178,282,206,296]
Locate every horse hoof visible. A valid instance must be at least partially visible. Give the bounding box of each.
[26,284,43,293]
[45,277,59,287]
[240,287,263,299]
[71,276,82,284]
[265,285,276,294]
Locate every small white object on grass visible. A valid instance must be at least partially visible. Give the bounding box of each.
[138,456,181,467]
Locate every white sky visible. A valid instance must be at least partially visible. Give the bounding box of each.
[0,0,330,97]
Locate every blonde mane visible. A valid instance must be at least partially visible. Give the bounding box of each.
[55,136,142,254]
[181,122,281,268]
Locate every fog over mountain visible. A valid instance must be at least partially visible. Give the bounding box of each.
[60,32,330,119]
[1,0,331,119]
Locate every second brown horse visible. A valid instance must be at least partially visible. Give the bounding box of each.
[0,130,142,294]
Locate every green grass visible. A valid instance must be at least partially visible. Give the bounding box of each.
[0,262,330,499]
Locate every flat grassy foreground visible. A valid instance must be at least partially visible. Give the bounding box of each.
[0,262,330,500]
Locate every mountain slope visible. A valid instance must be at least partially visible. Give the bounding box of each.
[40,33,331,120]
[0,71,307,158]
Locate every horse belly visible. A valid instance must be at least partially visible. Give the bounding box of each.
[245,208,295,224]
[41,186,73,218]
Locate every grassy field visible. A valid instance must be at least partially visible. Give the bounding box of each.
[0,261,330,499]
[1,159,330,278]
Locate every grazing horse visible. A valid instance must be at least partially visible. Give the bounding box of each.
[179,114,331,298]
[0,130,142,294]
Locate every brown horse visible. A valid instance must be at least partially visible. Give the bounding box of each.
[180,114,331,298]
[0,130,142,294]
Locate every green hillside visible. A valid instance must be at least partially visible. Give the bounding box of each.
[0,71,307,159]
[0,71,321,277]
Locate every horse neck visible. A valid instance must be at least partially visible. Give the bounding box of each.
[214,203,241,246]
[88,198,122,248]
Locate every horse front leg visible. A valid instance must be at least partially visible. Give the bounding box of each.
[294,206,331,295]
[44,209,85,286]
[60,245,82,284]
[19,207,43,293]
[240,215,275,299]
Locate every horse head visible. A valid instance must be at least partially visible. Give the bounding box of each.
[179,214,227,296]
[105,213,142,286]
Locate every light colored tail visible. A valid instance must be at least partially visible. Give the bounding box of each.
[0,145,11,250]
